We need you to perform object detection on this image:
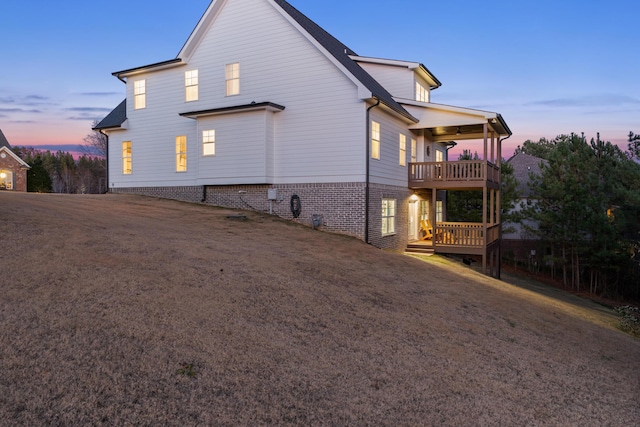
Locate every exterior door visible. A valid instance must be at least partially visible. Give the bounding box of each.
[408,200,419,241]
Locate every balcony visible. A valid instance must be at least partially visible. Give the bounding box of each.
[409,160,500,190]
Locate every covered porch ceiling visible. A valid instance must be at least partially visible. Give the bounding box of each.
[401,101,512,142]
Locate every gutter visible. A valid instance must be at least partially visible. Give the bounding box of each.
[365,97,381,244]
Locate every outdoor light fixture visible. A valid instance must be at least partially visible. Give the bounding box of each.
[456,127,462,135]
[0,172,6,179]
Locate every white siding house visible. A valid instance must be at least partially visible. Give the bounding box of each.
[96,0,511,266]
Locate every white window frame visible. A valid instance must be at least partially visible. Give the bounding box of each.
[176,136,187,172]
[371,121,381,160]
[202,130,216,156]
[411,138,417,163]
[225,63,240,96]
[134,80,146,110]
[122,141,132,174]
[185,70,198,102]
[415,80,429,103]
[0,170,13,190]
[399,134,407,166]
[382,198,396,236]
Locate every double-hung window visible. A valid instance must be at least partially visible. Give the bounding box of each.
[371,121,381,160]
[382,199,396,236]
[399,134,406,166]
[185,70,198,102]
[176,136,187,171]
[134,80,146,109]
[225,63,240,96]
[203,130,216,156]
[122,141,132,174]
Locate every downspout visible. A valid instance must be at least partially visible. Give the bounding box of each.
[365,97,381,244]
[98,130,109,194]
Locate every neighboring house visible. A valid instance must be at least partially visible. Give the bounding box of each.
[503,153,547,265]
[95,0,511,276]
[0,129,30,192]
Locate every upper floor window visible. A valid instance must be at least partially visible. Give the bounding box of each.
[411,138,417,163]
[176,136,187,172]
[122,141,132,174]
[415,81,429,103]
[371,121,381,160]
[225,63,240,96]
[399,134,406,166]
[382,198,396,236]
[203,130,216,156]
[185,70,198,102]
[134,80,146,109]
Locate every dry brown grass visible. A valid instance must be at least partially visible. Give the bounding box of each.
[0,192,638,426]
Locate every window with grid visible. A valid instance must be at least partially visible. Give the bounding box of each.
[415,81,429,102]
[122,141,132,174]
[225,63,240,96]
[371,121,380,160]
[134,80,146,109]
[185,70,198,102]
[399,134,406,166]
[382,198,396,236]
[411,138,417,163]
[176,136,187,171]
[202,130,216,156]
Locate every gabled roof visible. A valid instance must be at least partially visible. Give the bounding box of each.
[112,0,418,123]
[0,129,11,149]
[507,153,547,197]
[93,99,127,131]
[269,0,416,122]
[0,146,31,169]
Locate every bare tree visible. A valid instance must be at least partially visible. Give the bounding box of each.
[82,119,108,160]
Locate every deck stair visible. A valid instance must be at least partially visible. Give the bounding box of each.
[405,243,435,256]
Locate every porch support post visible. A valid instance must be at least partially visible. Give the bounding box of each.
[483,123,488,161]
[482,185,488,273]
[490,131,495,164]
[432,189,438,250]
[490,189,495,226]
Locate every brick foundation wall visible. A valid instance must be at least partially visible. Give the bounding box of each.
[110,186,204,203]
[109,182,415,252]
[205,183,366,239]
[367,183,413,251]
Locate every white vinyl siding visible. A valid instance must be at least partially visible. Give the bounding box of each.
[356,62,415,99]
[108,0,364,188]
[369,109,412,187]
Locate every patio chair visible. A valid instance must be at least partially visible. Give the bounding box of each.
[420,219,433,241]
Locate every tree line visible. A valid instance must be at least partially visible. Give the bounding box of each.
[514,132,640,301]
[11,147,106,194]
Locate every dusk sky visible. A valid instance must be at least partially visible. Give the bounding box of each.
[1,0,638,158]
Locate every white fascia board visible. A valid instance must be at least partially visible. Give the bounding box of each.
[268,0,371,100]
[178,0,228,61]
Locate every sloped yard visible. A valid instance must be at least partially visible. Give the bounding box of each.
[0,192,638,426]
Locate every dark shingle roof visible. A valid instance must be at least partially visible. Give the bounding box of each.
[507,153,547,197]
[93,99,127,131]
[272,0,416,122]
[0,129,10,149]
